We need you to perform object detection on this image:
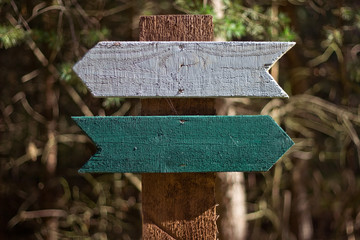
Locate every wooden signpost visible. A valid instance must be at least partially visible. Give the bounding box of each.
[73,42,294,98]
[73,115,293,173]
[73,15,294,239]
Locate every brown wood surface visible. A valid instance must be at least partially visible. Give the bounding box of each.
[140,15,217,239]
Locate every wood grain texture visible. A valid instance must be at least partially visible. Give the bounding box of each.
[139,15,214,41]
[73,41,294,98]
[141,98,216,115]
[142,173,217,239]
[139,15,217,240]
[72,115,294,173]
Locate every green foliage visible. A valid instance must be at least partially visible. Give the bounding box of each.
[349,60,360,83]
[0,25,26,49]
[31,29,64,51]
[222,17,246,39]
[338,7,354,21]
[59,63,88,94]
[278,26,296,41]
[59,63,75,82]
[82,28,111,47]
[102,97,123,109]
[219,5,296,41]
[175,0,214,15]
[176,1,296,41]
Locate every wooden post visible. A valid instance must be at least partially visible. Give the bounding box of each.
[139,15,217,239]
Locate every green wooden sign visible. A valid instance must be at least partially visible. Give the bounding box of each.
[73,115,293,173]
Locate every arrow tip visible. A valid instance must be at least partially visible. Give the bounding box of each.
[264,116,295,170]
[266,42,296,70]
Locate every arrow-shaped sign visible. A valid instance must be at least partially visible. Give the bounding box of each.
[73,115,294,173]
[73,41,295,98]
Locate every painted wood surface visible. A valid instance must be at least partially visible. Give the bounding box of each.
[73,115,294,173]
[73,41,295,98]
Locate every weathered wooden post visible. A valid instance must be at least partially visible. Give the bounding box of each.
[72,15,294,239]
[139,15,217,239]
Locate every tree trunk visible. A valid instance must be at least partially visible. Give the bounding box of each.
[212,0,248,239]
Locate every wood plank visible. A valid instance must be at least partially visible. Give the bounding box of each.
[72,115,294,173]
[139,15,217,240]
[73,41,294,98]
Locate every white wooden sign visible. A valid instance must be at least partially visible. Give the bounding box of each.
[73,41,295,98]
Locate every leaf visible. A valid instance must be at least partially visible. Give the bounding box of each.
[81,28,111,48]
[279,26,296,41]
[59,63,88,94]
[102,97,124,109]
[0,25,26,49]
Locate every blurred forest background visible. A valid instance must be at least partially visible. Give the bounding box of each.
[1,0,360,239]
